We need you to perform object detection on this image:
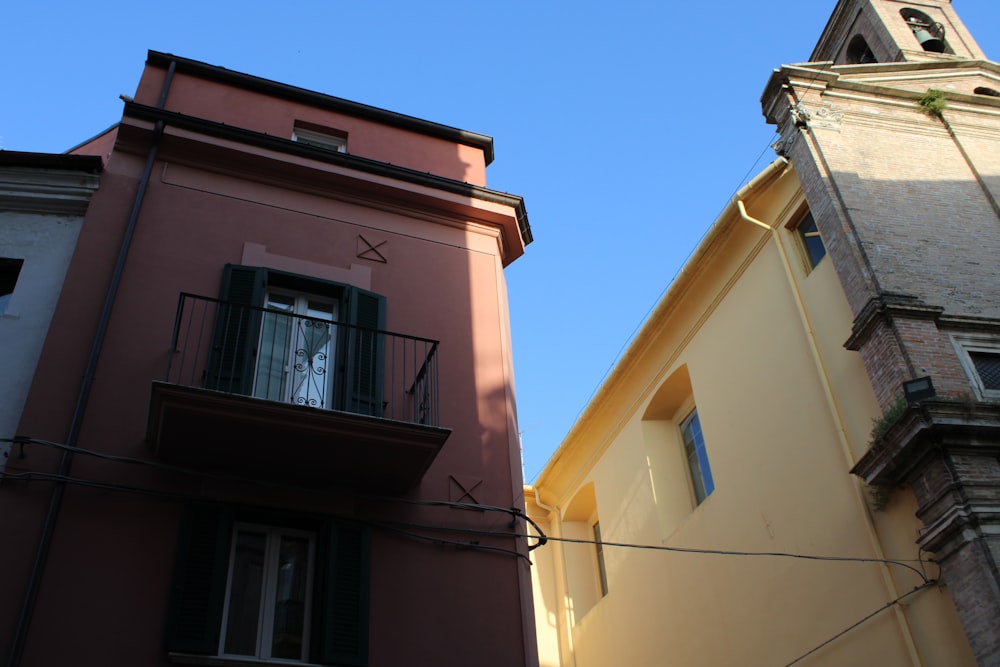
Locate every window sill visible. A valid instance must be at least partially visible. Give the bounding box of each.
[168,653,321,667]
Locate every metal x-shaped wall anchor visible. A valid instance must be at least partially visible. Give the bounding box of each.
[449,475,483,505]
[357,234,387,263]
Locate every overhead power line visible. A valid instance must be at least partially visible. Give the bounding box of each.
[6,436,934,582]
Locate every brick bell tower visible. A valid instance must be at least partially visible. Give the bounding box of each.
[761,0,1000,663]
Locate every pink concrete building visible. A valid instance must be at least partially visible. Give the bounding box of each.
[1,52,536,667]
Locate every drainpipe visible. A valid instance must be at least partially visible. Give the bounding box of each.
[6,60,177,667]
[736,200,925,667]
[528,488,577,667]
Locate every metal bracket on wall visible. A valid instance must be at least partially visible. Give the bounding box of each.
[357,234,387,263]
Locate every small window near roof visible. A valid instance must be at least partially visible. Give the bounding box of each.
[0,258,25,315]
[292,125,347,153]
[794,210,826,270]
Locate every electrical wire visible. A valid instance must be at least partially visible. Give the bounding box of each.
[782,580,938,666]
[6,435,551,545]
[357,492,548,545]
[3,436,539,524]
[4,465,947,666]
[537,534,933,583]
[0,469,531,563]
[349,518,934,585]
[370,521,530,562]
[5,436,934,580]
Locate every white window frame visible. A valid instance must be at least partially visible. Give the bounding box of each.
[219,523,317,663]
[254,288,340,409]
[951,333,1000,400]
[292,126,347,153]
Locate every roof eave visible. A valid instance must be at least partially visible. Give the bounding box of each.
[146,50,497,165]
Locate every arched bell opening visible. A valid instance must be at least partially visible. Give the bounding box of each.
[900,8,951,54]
[845,34,878,64]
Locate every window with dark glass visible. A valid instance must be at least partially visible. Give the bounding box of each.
[221,525,314,661]
[795,211,827,270]
[970,352,1000,392]
[0,258,24,315]
[165,505,369,666]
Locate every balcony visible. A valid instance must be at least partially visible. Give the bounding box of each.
[147,293,450,493]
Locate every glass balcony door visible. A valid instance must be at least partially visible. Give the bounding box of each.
[253,291,338,409]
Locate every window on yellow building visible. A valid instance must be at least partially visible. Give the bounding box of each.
[593,521,609,598]
[643,365,716,514]
[791,209,826,271]
[680,409,714,505]
[563,483,606,622]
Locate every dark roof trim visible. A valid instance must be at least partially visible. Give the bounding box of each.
[122,101,531,245]
[146,50,496,165]
[64,123,120,155]
[0,150,104,173]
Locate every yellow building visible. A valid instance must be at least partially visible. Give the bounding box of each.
[526,158,976,666]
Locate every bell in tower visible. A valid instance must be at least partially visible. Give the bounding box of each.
[809,0,985,65]
[902,8,948,53]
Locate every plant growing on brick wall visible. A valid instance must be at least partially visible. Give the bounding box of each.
[869,395,909,447]
[864,396,909,510]
[918,88,949,117]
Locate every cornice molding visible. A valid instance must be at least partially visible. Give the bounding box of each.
[845,293,945,351]
[852,399,1000,486]
[122,102,532,248]
[0,166,101,215]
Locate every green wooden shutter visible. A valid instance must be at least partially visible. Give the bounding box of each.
[206,265,265,395]
[340,287,386,416]
[313,522,370,666]
[164,504,234,655]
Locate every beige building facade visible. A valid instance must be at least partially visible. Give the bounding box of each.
[529,0,1000,664]
[527,159,975,666]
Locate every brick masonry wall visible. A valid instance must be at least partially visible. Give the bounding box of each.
[779,75,1000,409]
[856,319,912,407]
[808,97,1000,321]
[910,450,1000,667]
[940,541,1000,667]
[891,317,971,396]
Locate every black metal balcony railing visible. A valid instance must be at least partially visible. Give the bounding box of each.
[164,293,440,427]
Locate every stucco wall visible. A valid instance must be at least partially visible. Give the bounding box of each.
[529,165,975,666]
[0,208,87,468]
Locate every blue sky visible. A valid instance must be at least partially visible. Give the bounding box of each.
[3,1,998,482]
